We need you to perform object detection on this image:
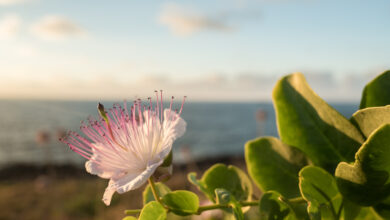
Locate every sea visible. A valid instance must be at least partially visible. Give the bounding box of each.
[0,100,359,168]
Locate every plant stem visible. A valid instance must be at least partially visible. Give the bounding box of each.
[148,177,162,204]
[197,204,228,214]
[197,200,259,214]
[288,197,306,204]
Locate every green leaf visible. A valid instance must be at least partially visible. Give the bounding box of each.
[188,172,208,194]
[299,166,342,220]
[335,124,390,206]
[341,199,362,220]
[230,199,244,220]
[122,216,137,220]
[139,201,166,220]
[189,164,252,202]
[351,105,390,138]
[374,197,390,219]
[161,190,199,216]
[259,191,297,220]
[273,73,364,171]
[214,188,244,220]
[143,182,171,205]
[354,207,383,220]
[215,188,232,205]
[360,70,390,109]
[245,137,307,198]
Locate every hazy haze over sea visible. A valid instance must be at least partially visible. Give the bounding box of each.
[0,100,359,168]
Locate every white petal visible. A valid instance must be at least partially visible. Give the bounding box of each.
[163,109,187,139]
[85,160,122,179]
[102,180,116,206]
[158,109,186,153]
[155,144,172,162]
[113,160,163,194]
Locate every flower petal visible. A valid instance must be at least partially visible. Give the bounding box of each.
[85,160,122,179]
[113,160,163,194]
[102,180,116,206]
[163,109,187,139]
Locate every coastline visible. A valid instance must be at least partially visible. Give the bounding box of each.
[0,155,256,220]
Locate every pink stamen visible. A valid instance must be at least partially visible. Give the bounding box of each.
[168,96,174,120]
[155,90,159,120]
[178,96,186,116]
[137,99,143,126]
[62,92,186,177]
[160,90,163,122]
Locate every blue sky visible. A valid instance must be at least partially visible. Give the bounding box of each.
[0,0,389,101]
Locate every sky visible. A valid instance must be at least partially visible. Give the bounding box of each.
[0,0,389,101]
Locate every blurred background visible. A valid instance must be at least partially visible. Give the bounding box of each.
[0,0,389,219]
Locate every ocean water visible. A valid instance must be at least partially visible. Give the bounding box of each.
[0,100,359,168]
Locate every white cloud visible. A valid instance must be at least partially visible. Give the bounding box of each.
[0,70,377,102]
[0,14,21,39]
[13,44,38,57]
[158,3,233,36]
[0,0,31,6]
[30,15,86,40]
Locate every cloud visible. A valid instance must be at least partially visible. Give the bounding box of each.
[158,3,234,36]
[0,14,21,39]
[0,0,31,6]
[30,15,86,40]
[0,70,376,102]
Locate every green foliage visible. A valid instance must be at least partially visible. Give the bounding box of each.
[360,70,390,108]
[118,70,390,220]
[188,164,252,202]
[230,199,244,220]
[259,191,296,220]
[299,166,342,219]
[161,190,199,216]
[374,197,390,219]
[215,188,232,205]
[215,188,244,220]
[272,73,364,171]
[351,105,390,138]
[139,201,166,220]
[353,207,383,220]
[336,124,390,206]
[143,182,171,205]
[245,137,308,198]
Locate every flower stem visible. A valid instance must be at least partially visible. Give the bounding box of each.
[148,177,162,204]
[197,204,228,213]
[197,200,259,214]
[287,197,306,204]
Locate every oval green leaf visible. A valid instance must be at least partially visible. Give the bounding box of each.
[189,164,252,202]
[299,166,342,220]
[273,73,364,171]
[245,137,308,198]
[335,124,390,206]
[259,191,297,220]
[351,105,390,138]
[161,190,199,216]
[139,201,167,220]
[360,70,390,109]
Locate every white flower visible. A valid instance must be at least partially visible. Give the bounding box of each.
[61,92,186,205]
